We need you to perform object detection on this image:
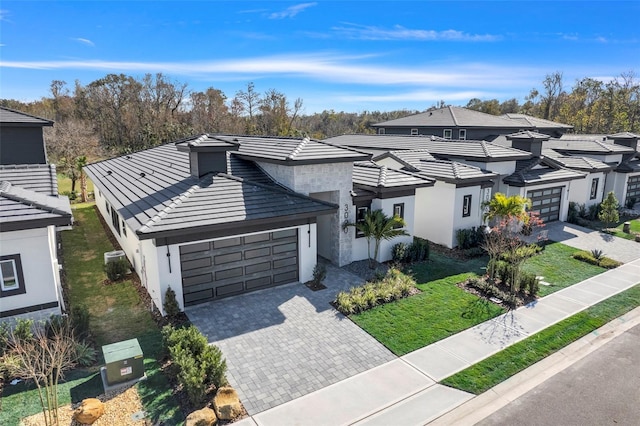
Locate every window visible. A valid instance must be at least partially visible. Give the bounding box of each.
[443,129,452,139]
[393,203,405,228]
[355,205,370,238]
[122,219,127,237]
[590,178,599,200]
[459,129,467,140]
[105,200,110,215]
[410,128,418,136]
[462,195,472,217]
[111,206,121,235]
[0,254,26,297]
[378,128,385,135]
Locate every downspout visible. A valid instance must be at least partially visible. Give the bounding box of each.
[165,240,172,274]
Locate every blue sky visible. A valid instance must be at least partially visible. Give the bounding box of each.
[1,1,639,113]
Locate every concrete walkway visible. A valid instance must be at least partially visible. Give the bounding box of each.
[541,221,640,264]
[234,257,640,426]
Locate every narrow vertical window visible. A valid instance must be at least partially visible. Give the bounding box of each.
[463,195,472,217]
[355,206,370,238]
[590,178,599,200]
[392,203,405,228]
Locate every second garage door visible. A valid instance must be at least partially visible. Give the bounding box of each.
[180,229,299,305]
[527,186,563,222]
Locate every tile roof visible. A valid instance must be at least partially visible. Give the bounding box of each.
[325,134,531,161]
[175,134,240,151]
[506,130,552,141]
[542,149,613,172]
[0,164,59,195]
[372,106,525,128]
[352,162,435,190]
[213,135,370,164]
[0,106,53,126]
[375,150,498,184]
[503,158,586,187]
[84,143,337,240]
[0,181,72,231]
[545,138,635,154]
[616,158,640,173]
[501,113,573,129]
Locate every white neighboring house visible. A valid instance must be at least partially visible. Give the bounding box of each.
[0,165,73,321]
[85,135,427,314]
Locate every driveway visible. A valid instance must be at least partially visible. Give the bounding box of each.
[539,221,640,263]
[185,263,395,415]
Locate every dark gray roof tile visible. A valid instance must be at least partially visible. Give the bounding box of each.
[503,157,586,187]
[0,164,59,195]
[0,107,53,126]
[373,106,525,128]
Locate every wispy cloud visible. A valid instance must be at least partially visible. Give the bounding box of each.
[332,23,500,42]
[0,54,538,90]
[269,3,317,19]
[0,9,11,22]
[72,38,95,47]
[340,90,488,103]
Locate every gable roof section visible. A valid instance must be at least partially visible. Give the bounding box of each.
[503,157,586,187]
[0,181,72,231]
[352,162,434,198]
[84,143,337,241]
[372,106,526,129]
[0,164,59,195]
[213,135,370,164]
[542,149,613,172]
[502,113,573,130]
[0,106,53,126]
[326,134,531,162]
[375,150,497,186]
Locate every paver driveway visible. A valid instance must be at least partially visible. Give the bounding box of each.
[185,263,396,415]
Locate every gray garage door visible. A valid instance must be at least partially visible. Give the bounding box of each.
[180,229,299,306]
[527,186,563,222]
[626,175,640,203]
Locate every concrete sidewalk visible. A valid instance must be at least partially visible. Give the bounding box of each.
[234,258,640,426]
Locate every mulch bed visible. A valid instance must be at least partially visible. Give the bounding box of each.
[457,277,536,309]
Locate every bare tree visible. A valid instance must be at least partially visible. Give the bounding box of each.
[8,321,77,426]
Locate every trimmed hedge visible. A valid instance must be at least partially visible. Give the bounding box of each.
[572,250,622,269]
[334,269,416,315]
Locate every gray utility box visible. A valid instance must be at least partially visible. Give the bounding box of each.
[102,338,144,386]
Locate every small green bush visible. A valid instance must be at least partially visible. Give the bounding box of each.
[626,196,637,209]
[312,263,327,285]
[391,242,409,263]
[519,272,540,297]
[70,304,91,340]
[590,249,605,261]
[334,269,416,315]
[74,341,97,367]
[456,226,486,250]
[567,202,579,224]
[463,247,485,258]
[104,258,129,281]
[163,286,181,319]
[13,318,34,342]
[572,250,600,266]
[0,322,10,356]
[162,324,227,405]
[407,237,430,262]
[598,257,622,269]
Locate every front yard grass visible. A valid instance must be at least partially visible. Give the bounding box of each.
[351,243,607,356]
[611,218,640,241]
[441,283,640,394]
[2,204,182,424]
[351,252,504,356]
[521,242,605,297]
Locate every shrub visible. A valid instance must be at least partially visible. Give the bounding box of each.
[456,226,486,250]
[391,242,409,263]
[312,263,327,285]
[163,286,181,319]
[162,324,227,405]
[333,269,417,315]
[74,341,97,367]
[590,249,605,261]
[519,272,540,297]
[13,318,34,342]
[587,203,599,221]
[70,304,91,340]
[45,314,71,339]
[0,322,10,356]
[625,196,637,209]
[407,237,430,262]
[572,250,600,265]
[567,202,579,224]
[104,258,129,281]
[598,257,622,269]
[463,247,486,258]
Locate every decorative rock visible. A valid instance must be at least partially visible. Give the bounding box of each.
[213,387,242,420]
[73,398,105,425]
[186,407,217,426]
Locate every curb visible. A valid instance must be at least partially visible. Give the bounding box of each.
[429,305,640,425]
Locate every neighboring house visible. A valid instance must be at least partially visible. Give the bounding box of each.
[0,108,73,321]
[0,106,53,165]
[370,106,572,140]
[85,135,429,312]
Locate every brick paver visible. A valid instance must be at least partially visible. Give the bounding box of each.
[185,263,395,415]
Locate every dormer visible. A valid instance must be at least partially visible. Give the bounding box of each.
[175,134,240,178]
[506,131,550,158]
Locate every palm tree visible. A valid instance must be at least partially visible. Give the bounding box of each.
[483,193,531,225]
[345,209,408,268]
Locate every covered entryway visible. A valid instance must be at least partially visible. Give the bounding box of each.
[527,186,563,222]
[626,175,640,203]
[180,229,298,305]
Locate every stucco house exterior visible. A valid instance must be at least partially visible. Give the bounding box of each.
[0,107,73,321]
[85,135,433,313]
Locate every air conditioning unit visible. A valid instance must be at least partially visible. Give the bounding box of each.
[104,250,126,264]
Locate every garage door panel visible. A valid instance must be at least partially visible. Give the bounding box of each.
[528,186,563,223]
[181,229,299,305]
[180,241,211,254]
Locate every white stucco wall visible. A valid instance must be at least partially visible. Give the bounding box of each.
[567,172,606,207]
[351,195,415,263]
[259,162,354,266]
[0,227,61,317]
[452,186,485,247]
[415,182,455,247]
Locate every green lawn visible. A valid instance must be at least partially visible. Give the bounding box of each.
[57,173,94,198]
[521,242,606,296]
[612,218,640,241]
[442,284,640,394]
[351,252,504,356]
[2,204,183,425]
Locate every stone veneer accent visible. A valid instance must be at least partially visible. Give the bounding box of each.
[258,162,354,266]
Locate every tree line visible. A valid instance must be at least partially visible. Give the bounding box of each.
[1,70,638,181]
